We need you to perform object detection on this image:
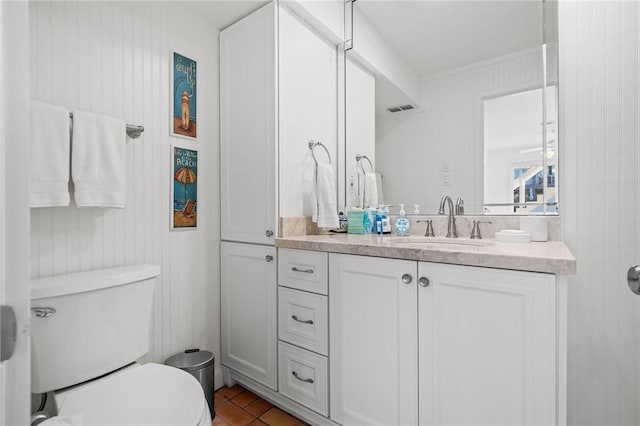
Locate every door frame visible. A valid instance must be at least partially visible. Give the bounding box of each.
[1,1,31,424]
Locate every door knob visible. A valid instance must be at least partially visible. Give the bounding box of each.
[628,265,640,295]
[419,277,430,288]
[265,255,274,262]
[265,230,274,237]
[401,274,413,284]
[1,305,17,362]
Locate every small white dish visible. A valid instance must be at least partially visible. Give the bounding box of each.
[495,229,531,243]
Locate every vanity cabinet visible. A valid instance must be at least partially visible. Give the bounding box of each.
[329,254,418,425]
[220,242,277,390]
[330,253,561,426]
[418,262,557,426]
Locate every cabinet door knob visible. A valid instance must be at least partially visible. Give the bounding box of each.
[419,277,430,288]
[265,230,274,237]
[265,255,274,262]
[401,274,413,284]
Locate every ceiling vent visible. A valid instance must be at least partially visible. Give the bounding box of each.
[386,104,415,113]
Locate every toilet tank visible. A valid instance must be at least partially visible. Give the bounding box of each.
[31,265,160,394]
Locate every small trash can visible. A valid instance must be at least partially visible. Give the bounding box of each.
[165,349,215,418]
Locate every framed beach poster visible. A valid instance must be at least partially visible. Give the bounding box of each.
[171,51,197,139]
[171,146,198,229]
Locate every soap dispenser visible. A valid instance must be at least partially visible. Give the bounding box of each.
[375,205,392,235]
[395,204,410,236]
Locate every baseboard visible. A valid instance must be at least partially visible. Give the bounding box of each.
[214,366,224,390]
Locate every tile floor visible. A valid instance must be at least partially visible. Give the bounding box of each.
[213,384,307,426]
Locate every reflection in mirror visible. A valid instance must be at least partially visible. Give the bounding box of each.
[483,86,557,214]
[343,0,558,215]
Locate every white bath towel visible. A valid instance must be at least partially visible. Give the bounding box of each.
[71,110,126,208]
[314,163,339,229]
[363,172,378,208]
[30,101,71,207]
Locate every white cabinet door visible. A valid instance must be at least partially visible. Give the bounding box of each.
[220,2,277,245]
[221,242,277,390]
[330,254,418,426]
[418,262,556,426]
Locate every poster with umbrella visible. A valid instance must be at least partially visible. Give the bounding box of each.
[172,146,198,229]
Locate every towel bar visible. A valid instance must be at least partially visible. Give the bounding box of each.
[69,112,144,139]
[356,153,374,174]
[308,140,331,165]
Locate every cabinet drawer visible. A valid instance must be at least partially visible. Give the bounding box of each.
[278,248,328,295]
[278,287,328,355]
[278,341,328,416]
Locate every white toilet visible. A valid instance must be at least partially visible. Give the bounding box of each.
[31,265,212,426]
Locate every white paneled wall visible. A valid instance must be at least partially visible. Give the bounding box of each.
[376,49,543,211]
[29,1,221,383]
[559,1,640,424]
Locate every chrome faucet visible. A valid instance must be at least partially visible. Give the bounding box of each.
[438,195,458,238]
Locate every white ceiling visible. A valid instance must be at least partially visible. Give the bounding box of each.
[356,0,543,77]
[176,0,269,30]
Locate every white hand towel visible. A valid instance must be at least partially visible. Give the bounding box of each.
[375,172,384,205]
[314,163,339,229]
[71,110,126,208]
[30,101,70,207]
[364,172,378,208]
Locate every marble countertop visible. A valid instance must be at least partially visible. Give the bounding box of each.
[275,234,576,274]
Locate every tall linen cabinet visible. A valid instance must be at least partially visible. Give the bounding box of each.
[220,1,339,392]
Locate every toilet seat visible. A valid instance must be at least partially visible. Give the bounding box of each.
[54,363,210,426]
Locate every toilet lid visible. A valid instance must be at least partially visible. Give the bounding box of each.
[58,363,206,426]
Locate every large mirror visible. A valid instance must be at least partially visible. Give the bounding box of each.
[343,0,558,215]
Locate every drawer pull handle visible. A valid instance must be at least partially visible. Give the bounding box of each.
[32,307,56,318]
[292,315,314,325]
[292,267,314,274]
[292,371,314,383]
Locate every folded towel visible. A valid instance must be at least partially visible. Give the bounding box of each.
[71,110,126,208]
[314,163,339,229]
[363,172,378,208]
[30,102,71,207]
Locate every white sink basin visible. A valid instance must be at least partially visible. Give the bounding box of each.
[389,236,493,249]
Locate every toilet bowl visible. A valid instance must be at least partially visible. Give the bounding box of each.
[31,265,211,426]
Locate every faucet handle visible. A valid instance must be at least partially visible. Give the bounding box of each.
[470,220,492,239]
[426,220,435,237]
[470,220,479,239]
[416,219,435,237]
